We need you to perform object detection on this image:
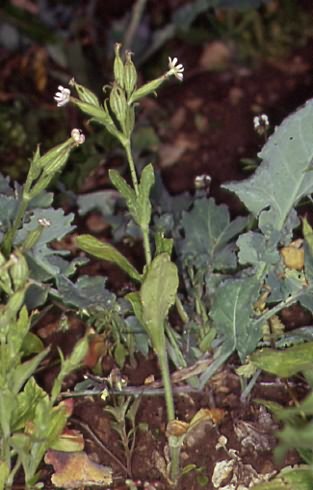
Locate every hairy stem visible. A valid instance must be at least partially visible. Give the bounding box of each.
[124,141,152,265]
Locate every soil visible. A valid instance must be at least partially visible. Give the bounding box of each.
[2,1,313,489]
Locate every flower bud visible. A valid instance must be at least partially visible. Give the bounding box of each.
[10,253,29,290]
[109,83,128,133]
[124,51,137,96]
[113,43,125,88]
[128,76,165,105]
[69,78,100,107]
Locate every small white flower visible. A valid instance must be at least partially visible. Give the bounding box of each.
[54,85,71,107]
[38,218,51,227]
[167,56,184,81]
[71,128,85,146]
[253,114,269,130]
[194,174,212,190]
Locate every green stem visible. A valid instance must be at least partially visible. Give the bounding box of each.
[169,445,181,486]
[124,141,152,265]
[157,350,175,422]
[158,348,182,484]
[2,190,31,256]
[7,456,21,487]
[123,0,148,51]
[165,322,187,369]
[175,295,189,324]
[142,227,152,265]
[124,141,139,196]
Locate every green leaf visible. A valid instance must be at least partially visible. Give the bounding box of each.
[75,234,142,282]
[0,389,15,437]
[114,342,127,368]
[224,99,313,236]
[12,347,49,393]
[303,218,313,286]
[11,378,47,432]
[173,0,267,31]
[56,275,116,311]
[180,198,247,269]
[250,342,313,377]
[155,231,173,256]
[140,253,179,351]
[22,332,44,356]
[109,170,137,217]
[237,231,280,266]
[136,164,155,229]
[77,190,116,217]
[210,272,264,361]
[303,218,313,251]
[252,467,313,490]
[0,461,9,490]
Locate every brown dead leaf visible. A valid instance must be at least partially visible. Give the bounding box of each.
[11,0,38,14]
[185,97,203,111]
[84,334,108,369]
[44,450,113,488]
[170,107,187,130]
[280,245,304,270]
[159,135,197,168]
[199,41,231,71]
[33,48,48,92]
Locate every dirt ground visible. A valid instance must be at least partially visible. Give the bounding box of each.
[2,1,313,488]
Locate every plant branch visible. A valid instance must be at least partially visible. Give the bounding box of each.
[123,0,148,51]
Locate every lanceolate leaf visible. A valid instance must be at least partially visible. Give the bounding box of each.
[76,234,142,282]
[224,99,313,236]
[140,253,179,351]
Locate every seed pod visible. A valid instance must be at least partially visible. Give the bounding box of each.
[113,43,125,88]
[10,253,29,290]
[0,252,13,294]
[124,51,137,96]
[69,78,100,106]
[109,83,128,133]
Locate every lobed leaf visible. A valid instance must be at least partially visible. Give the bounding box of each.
[224,99,313,236]
[250,342,313,377]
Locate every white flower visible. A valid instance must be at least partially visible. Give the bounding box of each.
[54,85,71,107]
[71,128,85,146]
[253,114,269,130]
[167,56,184,81]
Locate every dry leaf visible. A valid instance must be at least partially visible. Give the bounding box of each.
[44,450,113,488]
[280,245,304,270]
[200,41,231,71]
[84,334,108,369]
[159,135,197,168]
